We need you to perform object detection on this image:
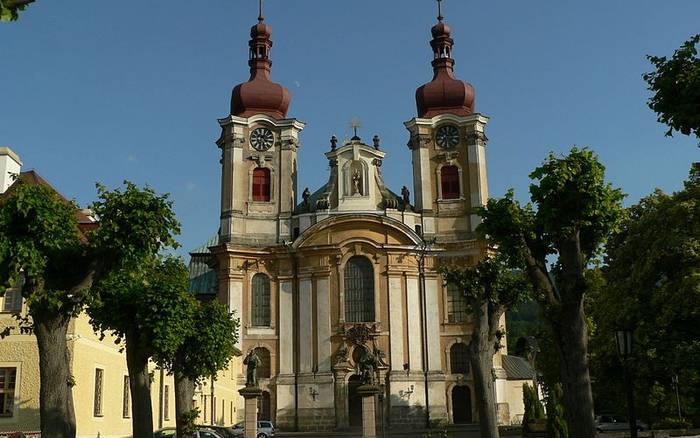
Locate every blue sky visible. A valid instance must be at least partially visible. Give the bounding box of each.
[1,0,698,257]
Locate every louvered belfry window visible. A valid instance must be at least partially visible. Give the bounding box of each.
[344,256,375,323]
[252,274,271,327]
[252,167,271,202]
[441,165,460,199]
[450,342,470,375]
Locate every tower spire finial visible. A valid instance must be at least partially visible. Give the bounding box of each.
[258,0,264,21]
[437,0,444,22]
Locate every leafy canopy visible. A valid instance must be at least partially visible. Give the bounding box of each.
[643,35,700,142]
[0,0,34,21]
[0,182,88,318]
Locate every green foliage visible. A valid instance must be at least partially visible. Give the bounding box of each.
[89,181,180,266]
[546,384,569,438]
[0,0,33,21]
[174,300,239,382]
[0,182,88,321]
[593,167,700,426]
[89,256,195,365]
[523,383,545,424]
[180,408,200,436]
[643,35,700,142]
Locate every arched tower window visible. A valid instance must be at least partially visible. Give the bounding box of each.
[252,168,271,202]
[251,274,271,327]
[447,283,468,323]
[440,165,460,200]
[450,342,470,375]
[253,347,271,379]
[344,256,375,322]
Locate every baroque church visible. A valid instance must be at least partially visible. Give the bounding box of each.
[189,2,535,431]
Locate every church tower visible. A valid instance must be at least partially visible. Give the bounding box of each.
[405,3,489,241]
[217,6,305,245]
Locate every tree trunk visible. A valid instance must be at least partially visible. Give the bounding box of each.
[34,314,77,438]
[126,335,155,438]
[174,362,196,438]
[469,301,500,438]
[551,299,596,438]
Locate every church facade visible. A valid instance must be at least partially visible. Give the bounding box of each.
[193,5,533,431]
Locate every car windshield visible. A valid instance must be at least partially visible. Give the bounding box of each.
[233,422,244,429]
[613,416,628,423]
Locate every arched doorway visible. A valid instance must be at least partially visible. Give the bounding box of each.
[348,375,363,427]
[452,386,472,424]
[258,391,271,421]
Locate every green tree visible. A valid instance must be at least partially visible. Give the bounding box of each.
[0,0,34,21]
[477,148,625,438]
[0,182,89,438]
[643,35,700,143]
[594,166,700,427]
[523,383,545,424]
[90,257,194,438]
[172,301,239,438]
[440,256,530,438]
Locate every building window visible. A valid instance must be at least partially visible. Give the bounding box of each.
[440,165,460,200]
[344,256,375,323]
[251,274,271,327]
[93,368,104,417]
[164,385,170,421]
[2,289,22,313]
[0,368,16,418]
[447,283,468,323]
[230,401,234,423]
[253,347,271,379]
[252,167,271,202]
[450,342,470,375]
[122,375,130,418]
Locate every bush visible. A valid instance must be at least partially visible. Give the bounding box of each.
[546,384,568,438]
[523,383,545,425]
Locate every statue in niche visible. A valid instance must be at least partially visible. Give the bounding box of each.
[352,169,363,196]
[358,348,378,385]
[243,349,261,387]
[401,186,411,211]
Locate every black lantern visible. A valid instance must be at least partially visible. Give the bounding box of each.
[615,329,633,357]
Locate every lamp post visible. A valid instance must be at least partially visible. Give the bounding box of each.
[671,374,683,423]
[615,329,638,438]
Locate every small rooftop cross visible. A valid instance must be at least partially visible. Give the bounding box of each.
[350,117,362,140]
[258,0,264,21]
[437,0,444,21]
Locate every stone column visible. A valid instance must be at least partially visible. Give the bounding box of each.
[357,384,380,438]
[239,387,262,438]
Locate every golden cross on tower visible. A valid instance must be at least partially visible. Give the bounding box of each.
[436,0,444,21]
[349,117,362,140]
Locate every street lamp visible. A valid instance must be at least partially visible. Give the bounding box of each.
[615,329,638,438]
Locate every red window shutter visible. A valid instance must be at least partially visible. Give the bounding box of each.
[252,168,271,202]
[441,165,460,199]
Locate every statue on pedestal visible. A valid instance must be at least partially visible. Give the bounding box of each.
[358,348,378,385]
[244,349,261,387]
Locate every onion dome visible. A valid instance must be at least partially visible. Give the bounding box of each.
[231,11,291,119]
[415,9,475,118]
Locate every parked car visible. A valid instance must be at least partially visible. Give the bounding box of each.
[230,421,275,438]
[153,427,225,438]
[595,415,648,432]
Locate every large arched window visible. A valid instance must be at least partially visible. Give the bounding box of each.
[440,165,460,200]
[252,167,271,202]
[344,256,375,322]
[450,342,470,375]
[447,283,468,323]
[251,274,271,327]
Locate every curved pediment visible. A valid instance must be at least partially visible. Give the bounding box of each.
[293,213,423,249]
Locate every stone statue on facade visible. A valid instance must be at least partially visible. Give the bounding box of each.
[352,169,362,195]
[302,187,311,210]
[358,348,378,385]
[401,186,410,211]
[243,349,261,387]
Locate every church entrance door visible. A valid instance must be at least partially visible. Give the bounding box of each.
[348,375,363,427]
[452,386,472,424]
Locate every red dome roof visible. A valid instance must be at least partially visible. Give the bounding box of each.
[230,17,291,119]
[415,18,475,118]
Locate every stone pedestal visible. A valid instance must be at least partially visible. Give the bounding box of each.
[239,386,262,438]
[357,384,380,438]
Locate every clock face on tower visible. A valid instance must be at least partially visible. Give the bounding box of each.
[435,125,460,149]
[250,128,275,151]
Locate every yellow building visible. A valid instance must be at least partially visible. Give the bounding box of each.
[0,148,242,437]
